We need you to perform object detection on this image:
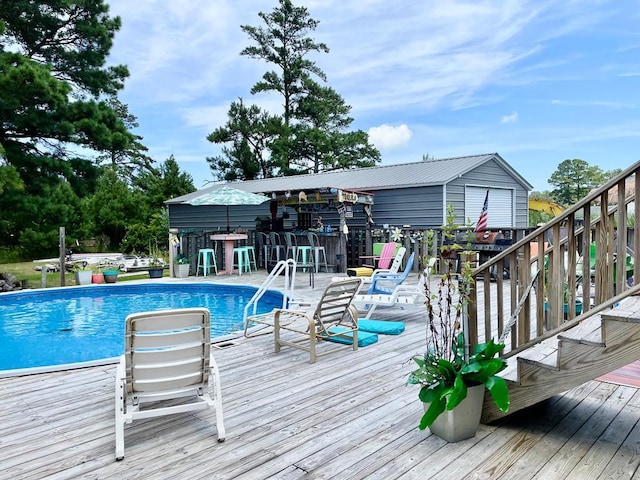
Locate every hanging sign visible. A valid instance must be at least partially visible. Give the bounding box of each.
[337,190,358,203]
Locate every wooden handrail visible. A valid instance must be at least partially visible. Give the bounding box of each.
[467,160,640,353]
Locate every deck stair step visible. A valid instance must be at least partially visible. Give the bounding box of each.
[483,295,640,423]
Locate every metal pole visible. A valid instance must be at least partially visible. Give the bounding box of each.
[59,227,66,287]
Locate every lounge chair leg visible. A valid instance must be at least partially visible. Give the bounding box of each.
[115,369,125,461]
[209,360,226,442]
[274,314,281,354]
[309,322,317,363]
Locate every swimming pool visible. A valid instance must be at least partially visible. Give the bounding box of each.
[0,283,283,374]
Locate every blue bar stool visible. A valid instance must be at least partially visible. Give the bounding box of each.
[196,248,217,276]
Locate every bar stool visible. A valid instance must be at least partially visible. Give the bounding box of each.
[232,247,252,275]
[269,232,285,263]
[283,232,298,260]
[307,232,328,273]
[257,232,271,268]
[290,232,313,269]
[243,244,258,271]
[196,248,217,276]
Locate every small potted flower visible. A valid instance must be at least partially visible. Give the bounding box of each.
[102,267,119,283]
[91,267,104,284]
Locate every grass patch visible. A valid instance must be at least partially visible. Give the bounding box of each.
[0,262,167,289]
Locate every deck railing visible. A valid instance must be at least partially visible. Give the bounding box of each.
[467,160,640,357]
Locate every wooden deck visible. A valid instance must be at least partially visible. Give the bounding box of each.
[2,272,640,479]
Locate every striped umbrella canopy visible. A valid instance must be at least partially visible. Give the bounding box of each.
[187,186,270,232]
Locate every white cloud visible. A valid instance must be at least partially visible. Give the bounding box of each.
[501,112,519,123]
[100,0,640,192]
[367,124,413,150]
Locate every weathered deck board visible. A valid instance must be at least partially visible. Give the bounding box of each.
[1,272,640,479]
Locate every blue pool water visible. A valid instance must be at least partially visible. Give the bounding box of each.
[0,283,282,372]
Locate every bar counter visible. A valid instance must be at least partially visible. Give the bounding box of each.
[290,231,345,273]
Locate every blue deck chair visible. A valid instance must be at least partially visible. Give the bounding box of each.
[367,252,415,295]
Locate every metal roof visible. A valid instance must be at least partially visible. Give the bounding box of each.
[167,153,532,204]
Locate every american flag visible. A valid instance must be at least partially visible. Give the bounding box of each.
[474,190,489,233]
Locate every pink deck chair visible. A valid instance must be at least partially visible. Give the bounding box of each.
[362,242,398,270]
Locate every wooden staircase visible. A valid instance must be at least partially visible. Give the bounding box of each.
[467,161,640,423]
[482,294,640,422]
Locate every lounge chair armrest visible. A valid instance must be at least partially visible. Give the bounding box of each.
[371,272,402,281]
[371,268,391,276]
[273,308,313,324]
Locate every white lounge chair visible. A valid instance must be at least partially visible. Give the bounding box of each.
[353,282,426,319]
[115,308,225,461]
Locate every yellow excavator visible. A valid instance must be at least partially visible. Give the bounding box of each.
[528,198,564,217]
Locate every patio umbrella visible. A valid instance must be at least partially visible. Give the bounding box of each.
[186,186,270,232]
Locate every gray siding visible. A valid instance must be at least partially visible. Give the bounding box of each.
[168,203,273,231]
[367,186,444,228]
[168,202,370,232]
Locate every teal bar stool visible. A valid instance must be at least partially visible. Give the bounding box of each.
[196,248,217,276]
[232,247,252,275]
[291,233,313,270]
[244,245,258,271]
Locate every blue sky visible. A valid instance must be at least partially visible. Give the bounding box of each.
[105,0,640,192]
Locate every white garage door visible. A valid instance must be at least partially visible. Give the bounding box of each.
[465,187,513,229]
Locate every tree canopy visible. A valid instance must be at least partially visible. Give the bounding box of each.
[207,0,380,180]
[548,159,608,205]
[0,1,184,258]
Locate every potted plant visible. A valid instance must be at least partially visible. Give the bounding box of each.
[407,333,510,442]
[147,243,166,279]
[91,268,104,284]
[543,263,583,321]
[102,267,119,283]
[174,256,190,278]
[407,211,510,442]
[73,262,92,285]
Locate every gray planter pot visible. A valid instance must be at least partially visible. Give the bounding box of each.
[425,384,484,442]
[74,270,92,285]
[174,264,190,278]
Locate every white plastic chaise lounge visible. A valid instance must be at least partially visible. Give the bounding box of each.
[352,253,426,319]
[272,277,375,363]
[115,308,225,461]
[353,283,426,319]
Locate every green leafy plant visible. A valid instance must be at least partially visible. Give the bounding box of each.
[407,334,509,429]
[407,204,509,430]
[72,261,91,272]
[174,255,189,265]
[148,242,166,268]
